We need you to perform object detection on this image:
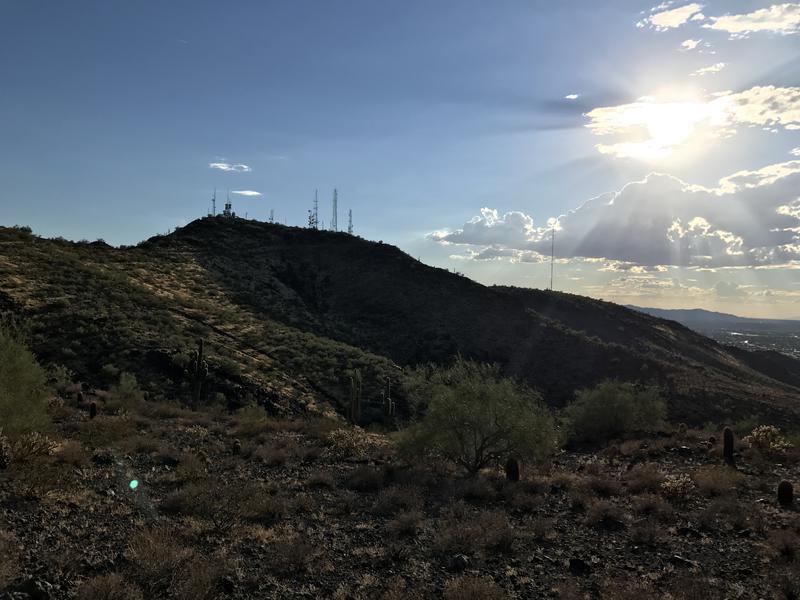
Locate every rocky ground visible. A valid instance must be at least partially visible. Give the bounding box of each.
[2,392,800,600]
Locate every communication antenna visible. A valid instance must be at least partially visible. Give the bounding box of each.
[313,189,319,230]
[347,209,353,235]
[331,189,338,231]
[549,224,555,291]
[269,209,274,223]
[212,188,216,216]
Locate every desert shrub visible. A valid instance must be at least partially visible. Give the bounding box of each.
[692,466,745,497]
[660,473,694,503]
[265,536,315,576]
[76,573,145,600]
[344,466,386,492]
[563,381,665,444]
[768,530,800,563]
[372,486,423,516]
[586,500,625,529]
[743,425,793,457]
[0,325,50,435]
[306,470,336,489]
[170,554,232,600]
[624,464,665,494]
[54,440,89,466]
[111,372,143,408]
[630,520,663,546]
[631,493,672,520]
[443,576,507,600]
[450,476,497,504]
[385,510,425,537]
[399,358,558,474]
[126,525,191,593]
[587,475,621,498]
[435,510,515,555]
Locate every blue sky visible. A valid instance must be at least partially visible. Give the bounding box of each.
[2,1,800,317]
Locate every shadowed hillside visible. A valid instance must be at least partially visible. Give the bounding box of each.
[1,218,799,424]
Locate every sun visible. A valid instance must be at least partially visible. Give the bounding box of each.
[586,91,731,161]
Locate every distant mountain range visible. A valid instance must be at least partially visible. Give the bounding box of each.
[627,306,800,330]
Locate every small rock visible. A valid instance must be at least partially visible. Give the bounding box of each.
[14,578,53,600]
[569,558,591,576]
[447,554,470,572]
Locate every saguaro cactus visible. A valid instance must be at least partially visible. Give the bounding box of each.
[778,480,794,507]
[723,426,736,467]
[189,339,209,408]
[382,379,396,423]
[505,457,521,482]
[349,369,362,424]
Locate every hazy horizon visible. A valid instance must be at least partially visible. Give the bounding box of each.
[2,1,799,318]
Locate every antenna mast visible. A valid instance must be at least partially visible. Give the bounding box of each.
[331,189,338,231]
[269,209,274,223]
[347,209,353,235]
[314,189,319,230]
[549,225,555,291]
[212,188,216,216]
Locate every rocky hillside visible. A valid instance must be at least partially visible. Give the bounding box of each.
[1,218,799,424]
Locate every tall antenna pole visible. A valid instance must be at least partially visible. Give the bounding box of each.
[347,209,353,235]
[331,189,338,231]
[316,191,320,228]
[550,225,555,291]
[269,209,274,223]
[212,188,216,216]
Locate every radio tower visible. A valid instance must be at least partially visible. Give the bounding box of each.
[269,209,274,223]
[549,225,555,291]
[211,188,217,216]
[347,209,353,235]
[331,189,338,231]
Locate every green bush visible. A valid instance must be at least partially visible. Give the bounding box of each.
[0,326,50,435]
[564,380,665,444]
[398,358,558,474]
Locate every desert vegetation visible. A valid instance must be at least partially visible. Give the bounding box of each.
[1,325,799,599]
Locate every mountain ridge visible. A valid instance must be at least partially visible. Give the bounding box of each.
[1,218,799,425]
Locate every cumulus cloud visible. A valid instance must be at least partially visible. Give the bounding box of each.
[429,208,535,248]
[638,3,704,30]
[209,162,252,172]
[705,3,800,37]
[792,147,800,156]
[680,38,701,50]
[231,190,262,197]
[429,159,800,269]
[585,85,800,159]
[690,62,726,76]
[565,94,579,100]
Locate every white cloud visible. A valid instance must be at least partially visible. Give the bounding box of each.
[680,38,701,50]
[705,3,800,37]
[231,190,262,197]
[565,94,579,100]
[639,3,704,30]
[585,85,800,159]
[429,208,535,248]
[791,147,800,156]
[690,62,726,76]
[429,159,800,269]
[209,162,252,173]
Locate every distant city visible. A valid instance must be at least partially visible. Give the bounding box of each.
[629,306,800,360]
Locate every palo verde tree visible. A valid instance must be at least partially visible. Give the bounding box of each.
[399,357,558,475]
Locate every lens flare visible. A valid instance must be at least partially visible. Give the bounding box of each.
[129,479,139,490]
